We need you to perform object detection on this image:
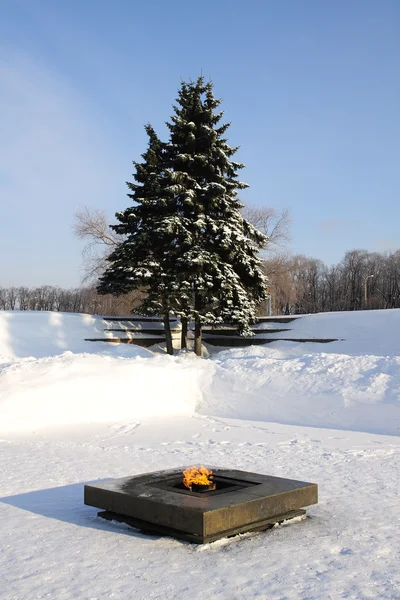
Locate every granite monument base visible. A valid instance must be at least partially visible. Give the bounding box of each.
[84,467,318,544]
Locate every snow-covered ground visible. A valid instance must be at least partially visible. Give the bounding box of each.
[0,310,399,599]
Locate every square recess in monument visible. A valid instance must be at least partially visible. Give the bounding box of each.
[84,467,318,544]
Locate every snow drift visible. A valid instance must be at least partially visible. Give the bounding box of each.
[202,345,400,435]
[0,312,212,431]
[0,310,399,435]
[0,351,211,432]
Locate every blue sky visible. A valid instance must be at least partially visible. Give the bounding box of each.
[1,0,399,287]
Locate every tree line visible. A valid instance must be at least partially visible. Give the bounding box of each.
[2,248,400,316]
[0,285,143,315]
[265,248,400,314]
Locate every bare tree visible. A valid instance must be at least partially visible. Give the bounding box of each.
[319,265,342,312]
[73,206,121,247]
[6,287,17,310]
[0,288,7,310]
[262,253,296,314]
[289,255,325,314]
[73,206,148,315]
[73,206,124,283]
[17,287,30,310]
[242,205,291,251]
[339,250,369,311]
[31,286,57,311]
[380,251,400,308]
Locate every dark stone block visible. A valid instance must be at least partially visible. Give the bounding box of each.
[97,509,306,544]
[84,467,318,544]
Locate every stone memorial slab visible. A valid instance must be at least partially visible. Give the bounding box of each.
[84,467,318,544]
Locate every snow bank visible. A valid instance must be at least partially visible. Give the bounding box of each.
[203,345,400,436]
[0,310,399,435]
[0,351,211,432]
[0,311,107,358]
[0,311,213,432]
[261,309,400,356]
[0,311,178,359]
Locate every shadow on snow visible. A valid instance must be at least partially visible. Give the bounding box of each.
[0,480,163,541]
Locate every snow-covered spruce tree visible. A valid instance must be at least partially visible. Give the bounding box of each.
[165,77,268,356]
[97,124,190,355]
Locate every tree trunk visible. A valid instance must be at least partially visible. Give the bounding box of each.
[163,314,174,355]
[194,316,202,357]
[180,317,188,349]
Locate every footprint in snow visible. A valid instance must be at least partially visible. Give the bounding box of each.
[331,546,353,555]
[278,439,299,446]
[110,422,141,435]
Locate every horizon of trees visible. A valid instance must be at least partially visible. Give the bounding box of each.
[0,285,143,316]
[264,248,400,314]
[2,247,400,316]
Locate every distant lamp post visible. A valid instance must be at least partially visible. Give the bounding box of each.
[92,299,100,315]
[364,275,374,308]
[266,287,272,316]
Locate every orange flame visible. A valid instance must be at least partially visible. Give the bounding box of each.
[183,465,213,489]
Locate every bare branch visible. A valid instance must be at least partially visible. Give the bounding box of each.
[242,205,291,251]
[73,206,122,246]
[73,206,125,284]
